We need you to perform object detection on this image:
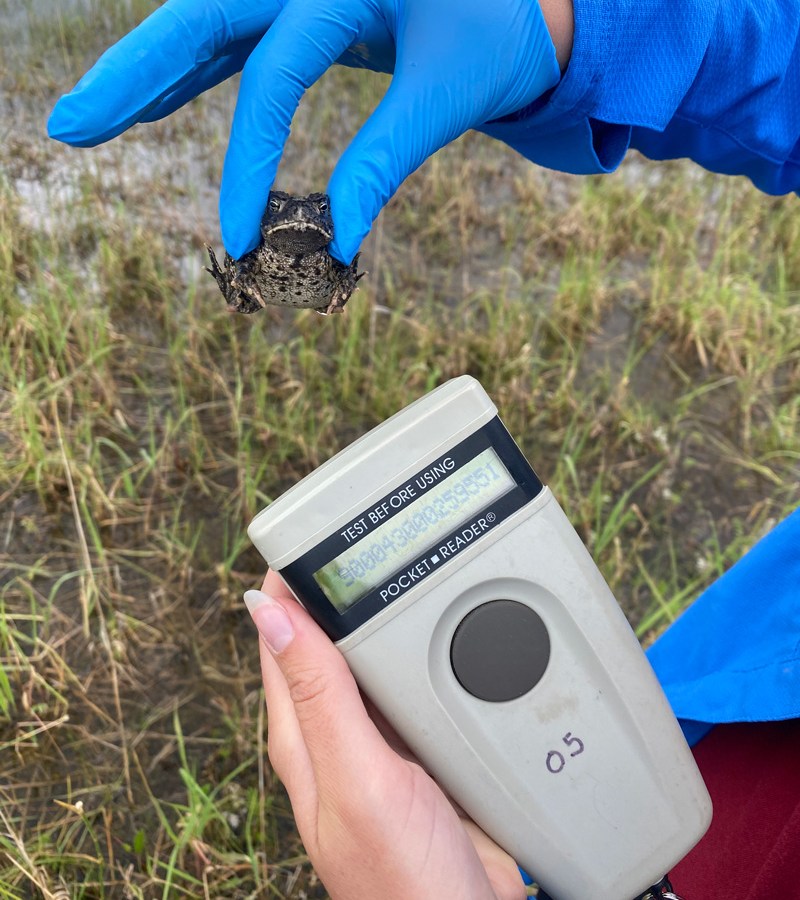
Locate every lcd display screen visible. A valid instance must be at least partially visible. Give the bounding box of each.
[314,448,515,611]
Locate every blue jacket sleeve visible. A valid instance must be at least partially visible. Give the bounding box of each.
[645,508,800,746]
[481,0,800,194]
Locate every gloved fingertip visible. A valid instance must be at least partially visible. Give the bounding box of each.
[327,170,378,265]
[219,163,270,258]
[47,94,83,145]
[219,180,271,257]
[329,232,363,267]
[48,90,113,147]
[220,213,261,260]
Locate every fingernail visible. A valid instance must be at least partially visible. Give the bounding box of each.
[244,590,295,654]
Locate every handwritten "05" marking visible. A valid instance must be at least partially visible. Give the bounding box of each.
[545,732,585,774]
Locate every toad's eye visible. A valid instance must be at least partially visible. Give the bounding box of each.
[317,198,329,213]
[268,197,282,213]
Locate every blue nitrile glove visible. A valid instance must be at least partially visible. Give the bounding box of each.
[48,0,561,263]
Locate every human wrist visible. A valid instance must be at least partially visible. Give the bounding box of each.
[537,0,574,71]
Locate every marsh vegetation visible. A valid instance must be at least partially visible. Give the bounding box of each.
[1,1,798,896]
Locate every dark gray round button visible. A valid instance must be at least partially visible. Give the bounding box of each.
[450,600,550,702]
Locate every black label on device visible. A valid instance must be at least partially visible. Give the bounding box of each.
[280,418,543,642]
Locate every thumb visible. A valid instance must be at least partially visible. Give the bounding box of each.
[328,77,470,263]
[244,587,388,790]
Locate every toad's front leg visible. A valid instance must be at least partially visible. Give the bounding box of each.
[322,254,366,315]
[204,244,230,297]
[205,244,265,313]
[229,266,269,314]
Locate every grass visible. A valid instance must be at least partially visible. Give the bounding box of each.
[1,3,799,897]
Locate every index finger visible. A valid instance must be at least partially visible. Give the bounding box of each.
[48,0,281,147]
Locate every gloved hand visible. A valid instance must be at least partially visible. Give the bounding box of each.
[48,0,561,264]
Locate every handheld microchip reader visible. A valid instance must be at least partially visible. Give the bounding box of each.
[247,376,712,900]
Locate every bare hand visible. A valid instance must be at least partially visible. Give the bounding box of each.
[245,570,527,900]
